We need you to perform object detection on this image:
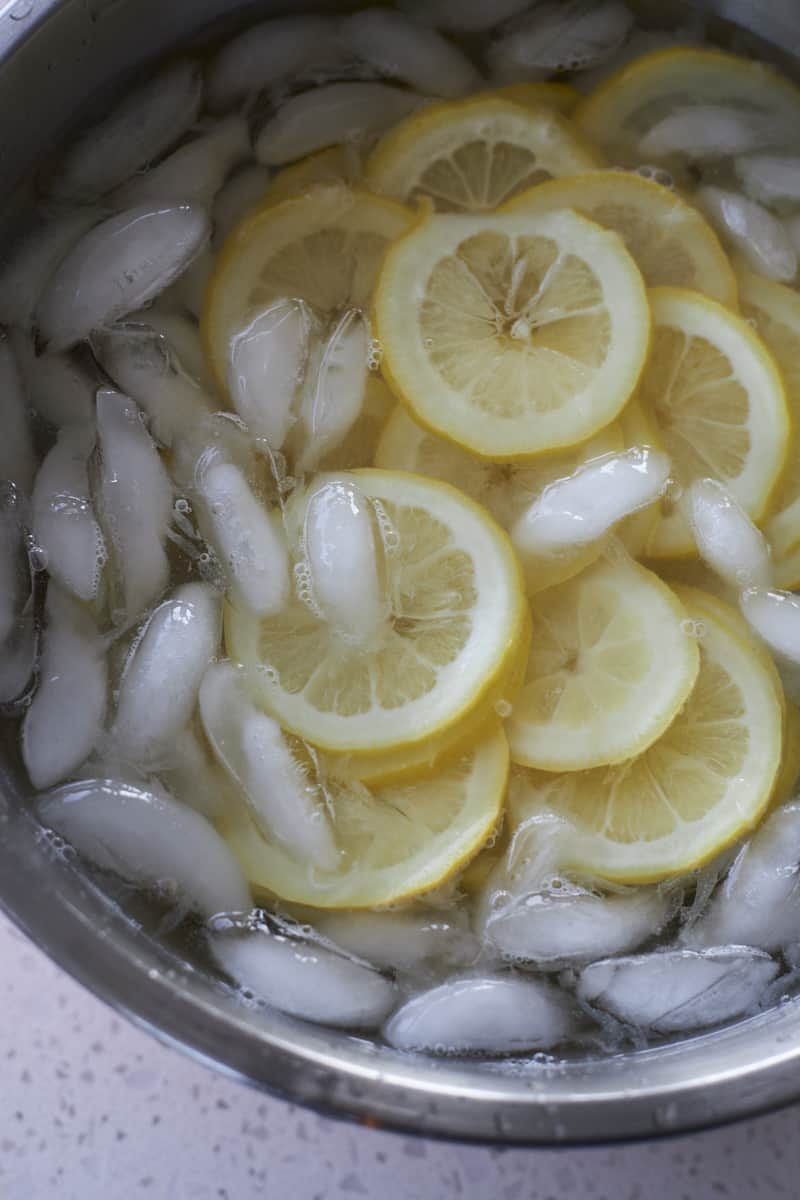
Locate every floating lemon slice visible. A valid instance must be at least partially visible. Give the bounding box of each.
[503,170,737,306]
[203,186,412,391]
[636,287,789,558]
[773,701,800,809]
[225,468,528,754]
[507,587,783,884]
[365,94,602,212]
[493,82,582,116]
[218,723,509,908]
[374,207,650,460]
[735,266,800,588]
[574,47,800,171]
[375,403,624,592]
[506,555,700,772]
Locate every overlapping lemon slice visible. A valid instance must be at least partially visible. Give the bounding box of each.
[203,186,411,390]
[507,587,783,884]
[493,82,582,116]
[219,723,509,908]
[506,554,700,772]
[374,207,650,459]
[735,266,800,588]
[263,145,353,206]
[575,47,800,172]
[635,287,788,558]
[503,169,737,306]
[365,95,602,212]
[376,403,624,592]
[225,469,528,754]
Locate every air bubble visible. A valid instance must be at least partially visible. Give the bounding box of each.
[634,164,674,189]
[494,699,513,718]
[175,497,191,514]
[367,337,383,371]
[680,618,707,639]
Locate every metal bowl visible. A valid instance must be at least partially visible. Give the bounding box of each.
[3,0,800,1146]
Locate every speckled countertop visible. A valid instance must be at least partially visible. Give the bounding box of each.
[1,912,798,1199]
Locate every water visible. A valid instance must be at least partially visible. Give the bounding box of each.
[2,1,800,1061]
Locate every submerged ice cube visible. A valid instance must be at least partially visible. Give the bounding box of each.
[296,309,370,473]
[36,776,252,918]
[687,803,800,955]
[255,82,424,166]
[384,975,576,1055]
[227,299,312,450]
[112,583,221,765]
[32,425,105,603]
[199,661,338,872]
[22,587,107,790]
[696,186,797,282]
[112,116,251,210]
[511,446,671,558]
[36,204,211,352]
[341,8,479,98]
[640,106,790,161]
[741,586,800,665]
[317,907,479,974]
[209,922,396,1029]
[303,479,386,645]
[577,946,778,1033]
[487,0,633,84]
[687,478,773,593]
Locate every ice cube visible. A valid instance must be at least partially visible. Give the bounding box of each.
[92,322,213,449]
[686,803,800,955]
[316,908,479,973]
[32,425,105,603]
[36,204,211,352]
[482,875,673,969]
[384,975,575,1054]
[48,60,203,202]
[0,331,35,495]
[734,154,800,209]
[397,0,531,33]
[295,309,370,473]
[511,446,671,557]
[207,16,347,111]
[740,586,800,665]
[577,946,778,1033]
[303,479,386,645]
[209,923,395,1029]
[112,116,251,210]
[573,27,702,94]
[112,583,221,764]
[255,82,425,166]
[36,776,252,918]
[156,725,229,822]
[640,106,790,161]
[340,9,479,98]
[227,299,312,450]
[199,661,338,872]
[10,331,97,429]
[135,305,214,393]
[197,462,290,617]
[487,0,633,84]
[21,588,107,790]
[687,478,772,593]
[212,165,272,247]
[0,208,100,329]
[696,186,797,282]
[95,389,173,623]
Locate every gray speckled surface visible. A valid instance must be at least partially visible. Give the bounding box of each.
[1,913,799,1199]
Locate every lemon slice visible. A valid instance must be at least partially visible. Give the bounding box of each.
[374,207,650,460]
[333,614,530,787]
[218,723,509,908]
[574,47,800,171]
[225,468,528,754]
[773,701,800,809]
[263,145,353,206]
[365,95,602,213]
[636,287,789,558]
[506,554,700,772]
[203,186,412,391]
[735,266,800,588]
[376,403,624,592]
[493,82,581,116]
[502,170,737,307]
[507,587,783,884]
